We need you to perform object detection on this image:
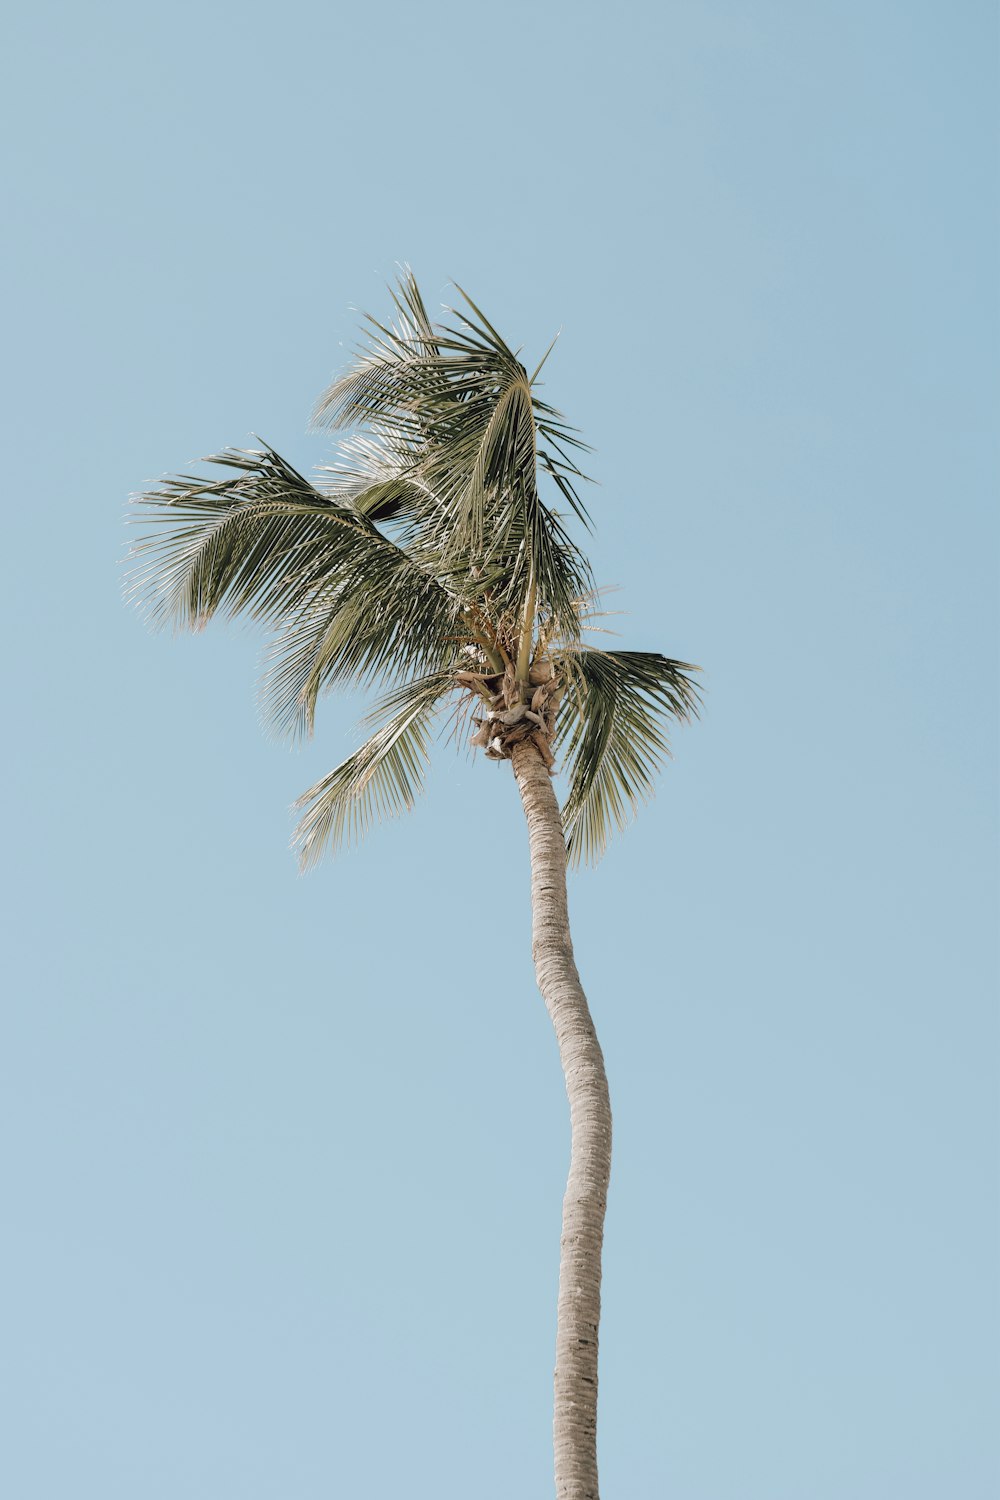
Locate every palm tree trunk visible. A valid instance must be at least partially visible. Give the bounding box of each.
[511,740,612,1500]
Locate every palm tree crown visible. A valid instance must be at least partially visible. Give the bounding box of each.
[128,273,697,866]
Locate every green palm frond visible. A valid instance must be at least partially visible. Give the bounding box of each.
[293,670,454,868]
[312,270,594,643]
[127,445,464,738]
[127,444,385,629]
[450,282,593,511]
[555,650,701,867]
[318,432,440,534]
[258,544,462,739]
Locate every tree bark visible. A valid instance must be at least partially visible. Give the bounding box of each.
[511,740,612,1500]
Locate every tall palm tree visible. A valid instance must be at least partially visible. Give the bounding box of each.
[128,272,698,1500]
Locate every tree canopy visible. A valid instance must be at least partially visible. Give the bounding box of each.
[128,272,699,867]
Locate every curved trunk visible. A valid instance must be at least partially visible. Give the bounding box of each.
[511,740,612,1500]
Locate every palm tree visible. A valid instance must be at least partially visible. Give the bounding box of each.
[128,272,698,1500]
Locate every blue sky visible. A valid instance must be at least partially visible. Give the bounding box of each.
[2,2,997,1496]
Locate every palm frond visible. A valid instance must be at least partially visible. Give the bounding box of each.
[310,271,594,648]
[317,432,439,533]
[127,444,465,738]
[555,650,701,867]
[127,444,383,629]
[292,670,454,868]
[258,543,462,739]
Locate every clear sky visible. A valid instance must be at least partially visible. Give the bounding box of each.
[2,2,997,1496]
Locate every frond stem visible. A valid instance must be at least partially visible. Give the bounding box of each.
[516,560,537,685]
